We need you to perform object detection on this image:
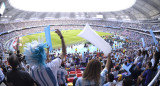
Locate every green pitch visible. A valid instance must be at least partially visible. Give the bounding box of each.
[19,30,112,52]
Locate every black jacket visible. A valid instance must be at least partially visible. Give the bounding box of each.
[129,64,143,79]
[7,68,35,86]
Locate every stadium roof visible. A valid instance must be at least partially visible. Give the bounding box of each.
[9,0,136,12]
[0,0,160,22]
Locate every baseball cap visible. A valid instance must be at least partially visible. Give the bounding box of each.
[136,62,142,68]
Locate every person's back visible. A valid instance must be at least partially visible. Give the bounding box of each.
[143,69,152,86]
[142,62,153,86]
[24,29,66,86]
[81,52,86,64]
[66,61,71,68]
[29,49,63,86]
[75,58,80,65]
[134,50,141,63]
[137,62,153,86]
[7,54,35,86]
[76,54,111,86]
[122,76,133,86]
[57,66,68,86]
[112,66,120,78]
[76,77,97,86]
[31,63,60,86]
[129,62,142,79]
[7,69,35,86]
[0,68,6,85]
[103,73,116,86]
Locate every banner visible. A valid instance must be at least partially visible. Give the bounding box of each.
[78,24,111,56]
[44,25,53,51]
[149,29,158,45]
[141,38,145,48]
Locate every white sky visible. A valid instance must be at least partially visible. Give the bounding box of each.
[9,0,136,12]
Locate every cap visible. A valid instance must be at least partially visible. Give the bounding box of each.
[128,57,131,59]
[136,62,142,68]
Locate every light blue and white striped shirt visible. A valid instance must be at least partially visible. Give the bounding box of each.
[31,58,62,86]
[75,68,108,86]
[103,82,115,86]
[0,69,4,82]
[57,67,68,85]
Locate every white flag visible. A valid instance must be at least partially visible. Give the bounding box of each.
[78,24,111,56]
[122,64,132,75]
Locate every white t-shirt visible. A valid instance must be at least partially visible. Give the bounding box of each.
[134,56,140,63]
[103,81,116,86]
[112,71,119,78]
[66,62,71,67]
[151,58,155,67]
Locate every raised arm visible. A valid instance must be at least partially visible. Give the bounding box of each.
[106,53,111,71]
[55,29,66,59]
[46,47,50,62]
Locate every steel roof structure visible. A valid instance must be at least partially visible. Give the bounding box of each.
[0,0,160,22]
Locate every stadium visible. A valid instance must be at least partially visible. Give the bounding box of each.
[0,0,160,86]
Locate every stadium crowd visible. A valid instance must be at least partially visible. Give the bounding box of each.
[0,29,160,86]
[2,20,160,30]
[0,20,160,34]
[0,20,160,53]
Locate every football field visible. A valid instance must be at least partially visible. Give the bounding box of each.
[19,30,112,52]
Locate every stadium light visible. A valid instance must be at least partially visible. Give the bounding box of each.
[9,0,136,12]
[0,2,6,15]
[96,15,103,18]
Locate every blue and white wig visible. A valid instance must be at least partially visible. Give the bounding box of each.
[24,41,48,67]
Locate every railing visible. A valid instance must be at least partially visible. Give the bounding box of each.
[148,69,160,86]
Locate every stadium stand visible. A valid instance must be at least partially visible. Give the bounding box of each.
[0,0,160,86]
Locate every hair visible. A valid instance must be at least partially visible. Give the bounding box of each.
[145,50,149,57]
[61,61,65,67]
[147,62,152,68]
[153,51,160,70]
[115,66,120,71]
[82,59,101,85]
[125,62,127,65]
[108,60,113,73]
[8,54,20,68]
[138,50,141,56]
[123,76,132,86]
[104,60,107,64]
[9,52,13,56]
[128,60,131,63]
[107,73,114,82]
[24,41,48,67]
[142,50,145,56]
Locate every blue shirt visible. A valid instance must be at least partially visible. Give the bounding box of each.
[0,69,4,82]
[157,65,160,70]
[75,68,108,86]
[143,69,152,86]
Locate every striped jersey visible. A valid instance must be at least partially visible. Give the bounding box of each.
[57,67,68,85]
[0,69,4,82]
[31,58,62,86]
